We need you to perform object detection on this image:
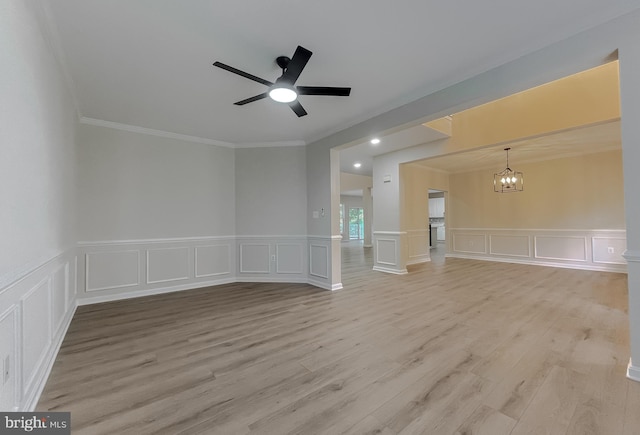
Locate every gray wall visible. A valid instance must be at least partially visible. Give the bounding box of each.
[235,147,307,236]
[77,124,236,241]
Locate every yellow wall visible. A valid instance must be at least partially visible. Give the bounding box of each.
[448,150,625,230]
[401,163,449,230]
[442,62,620,153]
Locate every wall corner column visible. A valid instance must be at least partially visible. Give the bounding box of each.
[619,40,640,381]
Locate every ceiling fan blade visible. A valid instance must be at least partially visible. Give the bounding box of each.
[297,86,351,96]
[282,46,312,84]
[289,101,308,117]
[213,61,273,87]
[234,93,268,106]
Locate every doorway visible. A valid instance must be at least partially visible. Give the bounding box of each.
[348,207,364,240]
[428,189,446,248]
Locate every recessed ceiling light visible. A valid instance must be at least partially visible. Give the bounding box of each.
[353,162,362,168]
[370,138,380,145]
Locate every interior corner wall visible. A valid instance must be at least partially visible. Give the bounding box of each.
[0,0,79,411]
[235,146,308,283]
[305,142,342,290]
[447,150,626,271]
[75,123,237,303]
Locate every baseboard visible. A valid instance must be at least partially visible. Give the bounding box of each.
[235,276,309,284]
[21,298,77,412]
[445,253,627,273]
[628,359,640,382]
[307,278,342,291]
[77,277,236,306]
[372,265,408,275]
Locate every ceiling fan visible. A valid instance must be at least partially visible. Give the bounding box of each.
[213,45,351,117]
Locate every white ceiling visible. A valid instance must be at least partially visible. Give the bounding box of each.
[46,0,640,147]
[412,120,621,173]
[339,124,448,175]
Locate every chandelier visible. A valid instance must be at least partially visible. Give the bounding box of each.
[494,147,523,193]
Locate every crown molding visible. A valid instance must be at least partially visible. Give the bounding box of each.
[80,117,235,148]
[234,140,306,148]
[79,117,307,149]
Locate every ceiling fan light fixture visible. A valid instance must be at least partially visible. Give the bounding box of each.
[269,85,297,103]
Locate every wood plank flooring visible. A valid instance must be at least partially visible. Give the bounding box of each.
[38,242,638,434]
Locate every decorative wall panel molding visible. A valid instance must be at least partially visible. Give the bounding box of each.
[449,228,626,272]
[0,249,77,412]
[534,236,587,262]
[490,234,530,257]
[376,239,398,266]
[372,231,407,275]
[239,244,271,273]
[452,233,487,254]
[146,247,189,284]
[407,230,430,265]
[310,244,329,279]
[77,237,236,303]
[85,250,140,292]
[276,244,304,274]
[195,244,231,278]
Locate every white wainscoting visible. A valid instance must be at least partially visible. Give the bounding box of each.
[0,248,77,412]
[77,237,236,305]
[236,236,308,284]
[448,228,627,272]
[407,229,430,265]
[146,247,190,284]
[307,235,343,291]
[372,231,408,275]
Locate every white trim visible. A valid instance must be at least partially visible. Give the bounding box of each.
[446,253,627,273]
[194,244,231,278]
[534,235,588,262]
[275,244,304,274]
[363,244,373,248]
[234,140,306,148]
[0,305,20,411]
[306,235,343,240]
[623,250,640,262]
[449,227,626,233]
[80,117,235,148]
[628,358,640,383]
[77,235,234,246]
[0,249,69,296]
[592,237,627,265]
[307,278,343,291]
[21,277,53,393]
[235,235,308,240]
[236,276,308,284]
[376,238,398,266]
[372,265,408,275]
[77,277,236,306]
[239,244,271,274]
[309,244,329,279]
[22,301,77,412]
[145,247,190,285]
[85,251,141,292]
[373,231,407,236]
[489,234,531,258]
[80,117,307,149]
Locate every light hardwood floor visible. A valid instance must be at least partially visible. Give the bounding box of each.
[38,241,638,434]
